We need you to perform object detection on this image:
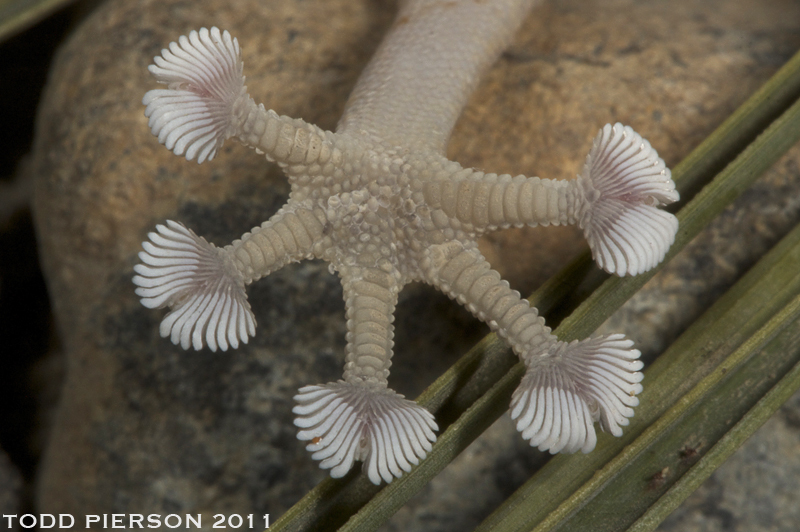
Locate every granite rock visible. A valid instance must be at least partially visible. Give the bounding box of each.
[29,0,800,529]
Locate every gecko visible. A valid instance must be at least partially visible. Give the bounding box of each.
[132,0,679,485]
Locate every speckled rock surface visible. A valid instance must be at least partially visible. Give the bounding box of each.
[29,0,800,529]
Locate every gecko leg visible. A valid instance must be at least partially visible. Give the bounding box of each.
[421,241,643,453]
[133,205,325,351]
[293,265,437,484]
[423,124,680,276]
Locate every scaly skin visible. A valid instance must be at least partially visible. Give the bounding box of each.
[133,1,678,484]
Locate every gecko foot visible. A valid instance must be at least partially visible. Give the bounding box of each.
[143,27,247,163]
[133,220,255,351]
[293,381,438,485]
[510,334,643,454]
[578,123,679,276]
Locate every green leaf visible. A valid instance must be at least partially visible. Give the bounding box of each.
[477,63,800,532]
[0,0,74,43]
[628,338,800,532]
[483,225,800,532]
